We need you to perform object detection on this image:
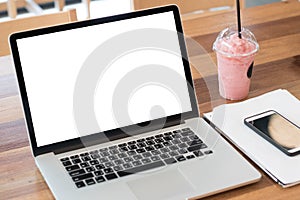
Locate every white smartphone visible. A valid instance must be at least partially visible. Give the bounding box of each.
[244,110,300,156]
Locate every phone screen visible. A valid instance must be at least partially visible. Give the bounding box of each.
[245,111,300,154]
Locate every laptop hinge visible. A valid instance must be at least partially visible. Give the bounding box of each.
[164,119,184,129]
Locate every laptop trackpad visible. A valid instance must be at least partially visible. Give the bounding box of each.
[127,169,195,200]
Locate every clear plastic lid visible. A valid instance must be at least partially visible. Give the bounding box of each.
[213,26,259,57]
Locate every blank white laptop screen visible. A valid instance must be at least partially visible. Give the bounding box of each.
[16,11,192,147]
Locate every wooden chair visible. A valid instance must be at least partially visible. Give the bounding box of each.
[5,0,65,18]
[0,9,77,56]
[132,0,245,19]
[3,0,90,19]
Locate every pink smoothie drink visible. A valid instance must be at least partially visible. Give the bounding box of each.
[213,27,259,100]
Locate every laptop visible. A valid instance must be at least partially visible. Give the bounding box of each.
[9,5,261,200]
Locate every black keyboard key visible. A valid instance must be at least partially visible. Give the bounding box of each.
[100,151,110,157]
[69,169,85,177]
[60,157,69,162]
[178,148,188,154]
[146,136,155,140]
[154,144,163,149]
[151,150,161,155]
[120,147,129,152]
[169,151,179,157]
[145,140,155,146]
[137,138,145,143]
[85,178,96,185]
[124,157,133,163]
[95,176,106,183]
[137,142,146,148]
[141,158,151,164]
[187,144,203,152]
[160,153,170,159]
[117,161,165,177]
[164,132,172,136]
[160,148,170,153]
[70,155,79,159]
[193,150,204,157]
[105,162,114,168]
[99,157,109,163]
[128,145,137,150]
[72,173,94,182]
[99,148,108,152]
[62,161,72,166]
[72,159,82,164]
[123,163,132,169]
[172,139,181,145]
[133,155,143,160]
[66,165,80,171]
[89,150,98,154]
[154,138,164,143]
[75,181,86,188]
[189,135,200,140]
[186,155,195,159]
[180,137,190,143]
[204,150,213,155]
[178,143,188,148]
[169,145,179,151]
[82,156,91,162]
[173,130,181,134]
[104,168,113,174]
[128,141,136,145]
[173,134,181,139]
[95,164,105,170]
[94,170,104,176]
[163,136,172,141]
[181,128,191,132]
[110,149,119,155]
[145,146,155,151]
[127,151,136,156]
[175,155,186,162]
[109,145,117,150]
[136,148,146,154]
[90,160,99,165]
[181,131,192,137]
[113,166,123,171]
[142,152,152,158]
[86,166,95,172]
[108,155,118,161]
[91,154,100,159]
[187,140,203,146]
[118,152,127,158]
[118,143,127,148]
[132,160,142,167]
[164,157,177,165]
[163,141,172,146]
[80,162,89,168]
[80,153,89,157]
[105,173,118,180]
[150,156,160,162]
[155,134,163,138]
[114,159,124,165]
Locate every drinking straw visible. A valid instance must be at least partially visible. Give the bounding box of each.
[236,0,242,38]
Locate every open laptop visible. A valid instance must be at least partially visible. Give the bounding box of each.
[10,5,260,200]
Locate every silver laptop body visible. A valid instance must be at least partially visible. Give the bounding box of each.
[10,5,260,200]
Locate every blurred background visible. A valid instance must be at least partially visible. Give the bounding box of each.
[0,0,286,22]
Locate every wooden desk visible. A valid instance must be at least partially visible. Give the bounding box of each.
[0,1,299,199]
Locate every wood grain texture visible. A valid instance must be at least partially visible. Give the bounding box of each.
[0,1,300,199]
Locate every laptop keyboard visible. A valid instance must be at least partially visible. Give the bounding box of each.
[60,128,213,188]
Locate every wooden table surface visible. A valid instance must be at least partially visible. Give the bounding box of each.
[1,1,300,199]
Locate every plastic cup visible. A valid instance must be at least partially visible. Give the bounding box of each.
[213,26,259,100]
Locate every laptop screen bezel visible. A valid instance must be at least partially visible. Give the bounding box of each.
[10,5,199,156]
